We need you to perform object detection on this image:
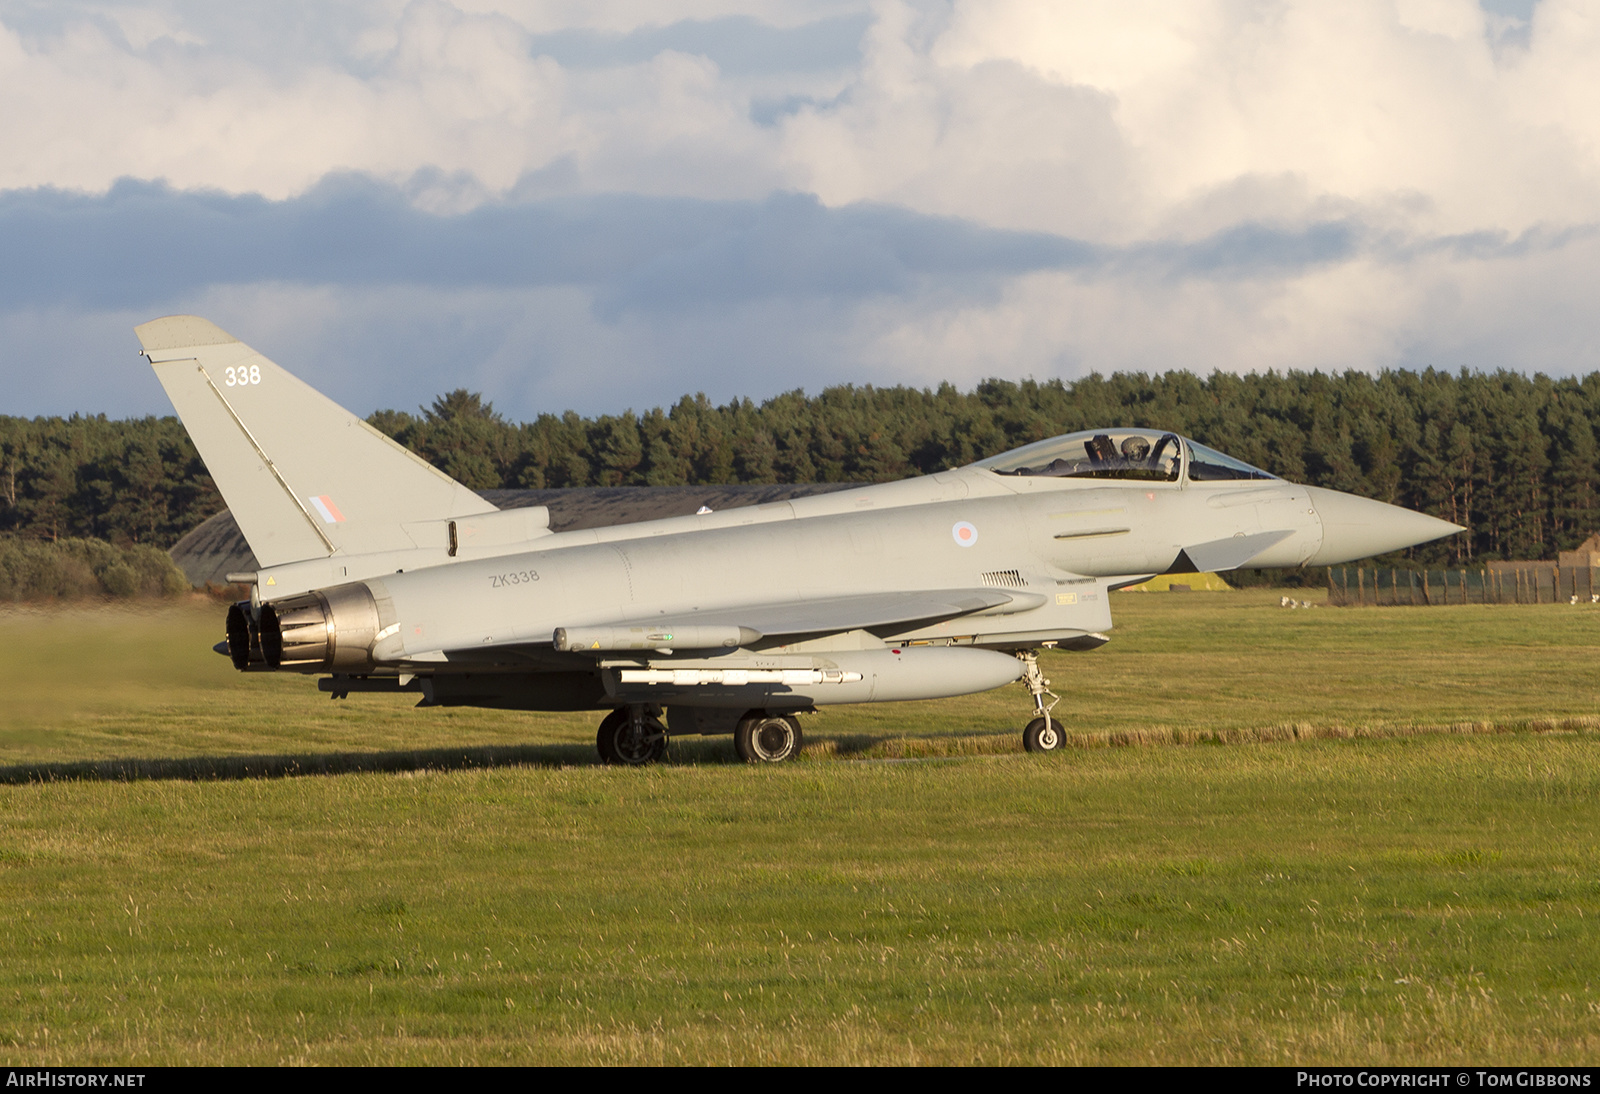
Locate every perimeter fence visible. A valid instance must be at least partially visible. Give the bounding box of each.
[1326,565,1600,607]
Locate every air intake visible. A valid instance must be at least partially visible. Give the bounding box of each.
[979,569,1027,589]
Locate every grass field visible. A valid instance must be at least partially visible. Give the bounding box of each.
[2,591,1598,1064]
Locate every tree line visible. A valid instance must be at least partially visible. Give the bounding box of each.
[0,537,189,601]
[5,368,1599,567]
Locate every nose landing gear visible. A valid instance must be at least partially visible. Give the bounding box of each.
[1017,650,1062,753]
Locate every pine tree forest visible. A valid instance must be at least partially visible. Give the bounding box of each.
[4,367,1598,567]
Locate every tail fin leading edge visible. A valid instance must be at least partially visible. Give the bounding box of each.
[138,316,496,568]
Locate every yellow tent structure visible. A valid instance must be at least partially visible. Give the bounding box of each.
[1119,572,1233,592]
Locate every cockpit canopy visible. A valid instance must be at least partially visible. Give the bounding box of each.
[970,428,1277,483]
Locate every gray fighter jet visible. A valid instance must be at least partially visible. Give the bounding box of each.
[139,316,1462,763]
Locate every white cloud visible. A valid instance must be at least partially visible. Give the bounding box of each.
[3,0,1600,417]
[0,1,811,199]
[0,279,876,419]
[455,1,864,34]
[9,223,1597,422]
[787,0,1600,239]
[7,1,1597,236]
[850,229,1600,387]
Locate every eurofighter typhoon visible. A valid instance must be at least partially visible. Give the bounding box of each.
[140,316,1462,764]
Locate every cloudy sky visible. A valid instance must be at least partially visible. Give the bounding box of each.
[1,0,1593,421]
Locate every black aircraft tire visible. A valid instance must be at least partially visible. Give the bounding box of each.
[1022,716,1062,754]
[595,709,627,764]
[596,709,666,766]
[735,714,803,764]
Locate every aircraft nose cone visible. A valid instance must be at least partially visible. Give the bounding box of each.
[1305,486,1464,564]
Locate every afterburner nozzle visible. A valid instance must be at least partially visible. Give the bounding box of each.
[1305,487,1464,564]
[248,583,382,673]
[224,601,270,671]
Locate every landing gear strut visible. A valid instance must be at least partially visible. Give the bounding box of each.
[596,705,667,765]
[1017,650,1062,753]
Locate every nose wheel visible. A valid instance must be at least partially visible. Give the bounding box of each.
[1023,715,1061,752]
[597,706,667,765]
[1017,651,1062,753]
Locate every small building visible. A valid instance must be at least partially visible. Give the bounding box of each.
[1558,533,1600,571]
[1482,534,1600,578]
[1481,534,1600,601]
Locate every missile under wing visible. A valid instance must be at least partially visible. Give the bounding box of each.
[138,316,1463,763]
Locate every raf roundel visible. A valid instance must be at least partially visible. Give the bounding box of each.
[951,521,979,547]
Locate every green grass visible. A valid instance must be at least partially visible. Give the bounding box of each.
[5,591,1599,766]
[2,591,1598,1063]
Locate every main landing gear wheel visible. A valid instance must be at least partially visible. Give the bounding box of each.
[596,707,667,766]
[735,713,803,764]
[1023,716,1061,753]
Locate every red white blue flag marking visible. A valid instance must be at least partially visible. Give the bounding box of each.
[308,495,345,523]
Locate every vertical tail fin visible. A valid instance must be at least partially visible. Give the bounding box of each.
[138,316,496,568]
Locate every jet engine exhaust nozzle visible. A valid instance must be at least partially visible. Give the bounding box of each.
[251,583,382,673]
[224,600,270,671]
